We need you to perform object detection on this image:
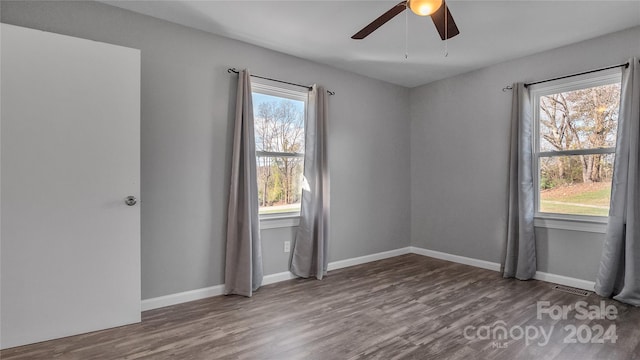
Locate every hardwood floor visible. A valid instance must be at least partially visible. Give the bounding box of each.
[2,254,640,360]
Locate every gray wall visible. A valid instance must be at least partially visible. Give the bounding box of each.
[4,1,637,299]
[410,26,640,282]
[1,1,411,299]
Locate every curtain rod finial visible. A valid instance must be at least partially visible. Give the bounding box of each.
[227,68,239,74]
[503,85,513,92]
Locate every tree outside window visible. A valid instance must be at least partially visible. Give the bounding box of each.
[252,86,306,216]
[535,75,621,217]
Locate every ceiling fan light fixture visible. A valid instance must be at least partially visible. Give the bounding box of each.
[408,0,443,16]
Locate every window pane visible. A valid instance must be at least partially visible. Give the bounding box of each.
[256,156,304,215]
[538,83,620,152]
[539,154,614,216]
[252,88,306,216]
[252,92,305,154]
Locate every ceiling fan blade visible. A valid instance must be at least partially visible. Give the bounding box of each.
[431,1,460,40]
[352,1,407,40]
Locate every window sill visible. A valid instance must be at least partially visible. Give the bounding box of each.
[259,214,300,230]
[534,214,608,234]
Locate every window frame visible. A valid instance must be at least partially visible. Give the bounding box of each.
[529,68,621,231]
[251,78,308,224]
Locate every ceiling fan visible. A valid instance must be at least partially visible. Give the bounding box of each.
[352,0,460,41]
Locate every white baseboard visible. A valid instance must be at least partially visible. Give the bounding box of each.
[262,271,297,285]
[409,246,595,291]
[263,247,411,285]
[141,272,297,311]
[141,284,225,311]
[142,245,595,312]
[533,271,595,291]
[142,247,411,311]
[328,247,411,271]
[409,246,501,271]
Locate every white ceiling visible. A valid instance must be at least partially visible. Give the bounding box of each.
[103,0,640,88]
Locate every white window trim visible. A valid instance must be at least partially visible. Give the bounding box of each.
[260,213,301,230]
[251,77,308,223]
[529,68,621,231]
[534,214,607,233]
[251,77,309,103]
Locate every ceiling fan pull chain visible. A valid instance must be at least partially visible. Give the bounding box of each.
[405,4,409,59]
[444,2,449,57]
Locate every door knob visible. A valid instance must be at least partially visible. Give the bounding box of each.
[125,196,137,206]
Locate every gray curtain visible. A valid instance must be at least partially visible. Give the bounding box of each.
[595,58,640,306]
[503,83,537,280]
[290,85,330,279]
[224,69,263,297]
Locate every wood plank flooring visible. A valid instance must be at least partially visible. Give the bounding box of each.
[2,254,640,359]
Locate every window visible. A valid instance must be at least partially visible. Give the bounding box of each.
[252,79,307,217]
[532,70,621,219]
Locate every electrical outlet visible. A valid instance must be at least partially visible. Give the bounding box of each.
[284,241,291,253]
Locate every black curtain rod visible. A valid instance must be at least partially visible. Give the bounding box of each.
[524,62,629,88]
[227,68,335,95]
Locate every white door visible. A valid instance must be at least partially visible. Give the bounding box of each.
[0,24,141,349]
